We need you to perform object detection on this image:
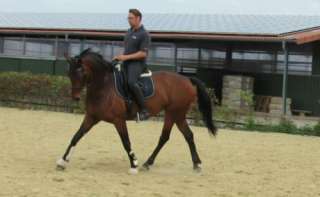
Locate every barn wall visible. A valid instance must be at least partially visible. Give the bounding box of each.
[0,57,175,75]
[197,68,320,116]
[253,74,320,116]
[0,57,66,75]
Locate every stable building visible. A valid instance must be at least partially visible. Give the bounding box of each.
[0,13,320,116]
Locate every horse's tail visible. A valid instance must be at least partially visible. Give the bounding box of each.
[189,77,217,136]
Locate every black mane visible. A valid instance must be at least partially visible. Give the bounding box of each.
[79,48,113,72]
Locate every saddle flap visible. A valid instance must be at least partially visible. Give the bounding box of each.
[140,69,152,77]
[113,69,155,100]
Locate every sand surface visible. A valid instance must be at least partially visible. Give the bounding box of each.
[1,107,320,197]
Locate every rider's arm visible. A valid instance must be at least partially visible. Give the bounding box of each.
[114,32,150,61]
[123,51,147,61]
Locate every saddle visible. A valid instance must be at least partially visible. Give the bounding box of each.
[113,62,155,105]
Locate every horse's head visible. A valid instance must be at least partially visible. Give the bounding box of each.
[65,48,113,101]
[64,53,86,101]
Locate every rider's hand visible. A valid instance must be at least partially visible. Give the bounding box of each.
[113,55,128,61]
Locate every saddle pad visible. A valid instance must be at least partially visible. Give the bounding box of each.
[113,70,155,100]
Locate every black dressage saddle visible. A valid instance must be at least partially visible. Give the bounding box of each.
[112,62,155,102]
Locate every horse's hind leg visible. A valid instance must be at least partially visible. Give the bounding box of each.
[114,120,139,174]
[176,118,202,172]
[56,115,98,170]
[142,112,174,170]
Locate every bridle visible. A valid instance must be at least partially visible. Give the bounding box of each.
[68,64,87,91]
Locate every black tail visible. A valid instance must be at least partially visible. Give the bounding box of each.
[189,77,217,136]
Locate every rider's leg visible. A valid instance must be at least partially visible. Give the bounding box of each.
[126,62,150,120]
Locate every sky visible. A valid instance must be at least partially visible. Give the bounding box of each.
[0,0,320,15]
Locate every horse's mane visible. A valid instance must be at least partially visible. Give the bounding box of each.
[79,48,113,72]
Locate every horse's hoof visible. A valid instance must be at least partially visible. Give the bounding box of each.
[128,168,139,175]
[141,163,150,171]
[56,158,67,171]
[193,163,202,173]
[56,164,65,171]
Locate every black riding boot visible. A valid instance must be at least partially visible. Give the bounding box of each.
[131,83,150,120]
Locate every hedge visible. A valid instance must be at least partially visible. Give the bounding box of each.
[0,72,83,112]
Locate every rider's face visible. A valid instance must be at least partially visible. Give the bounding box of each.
[127,13,141,28]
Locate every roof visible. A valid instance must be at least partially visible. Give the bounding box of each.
[1,13,320,44]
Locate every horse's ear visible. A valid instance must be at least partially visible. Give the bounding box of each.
[80,48,91,56]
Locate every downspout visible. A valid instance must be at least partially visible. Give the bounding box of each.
[282,40,289,115]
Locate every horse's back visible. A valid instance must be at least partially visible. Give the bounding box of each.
[149,71,197,110]
[152,70,191,83]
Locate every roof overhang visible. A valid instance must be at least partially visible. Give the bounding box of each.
[0,27,319,44]
[284,28,320,44]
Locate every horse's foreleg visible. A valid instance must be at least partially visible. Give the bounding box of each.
[114,120,139,174]
[176,118,202,172]
[56,115,97,170]
[142,112,174,170]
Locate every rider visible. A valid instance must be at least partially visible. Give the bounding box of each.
[113,8,151,120]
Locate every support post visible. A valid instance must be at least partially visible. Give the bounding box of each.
[53,36,59,75]
[64,34,69,54]
[225,44,232,69]
[0,36,4,54]
[174,44,178,72]
[198,47,202,67]
[80,39,85,51]
[22,35,26,56]
[282,41,289,115]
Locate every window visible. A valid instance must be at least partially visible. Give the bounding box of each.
[68,40,81,56]
[233,51,274,61]
[148,43,174,66]
[277,52,312,75]
[25,39,55,57]
[57,40,68,58]
[232,50,276,73]
[84,40,103,53]
[101,41,113,61]
[112,42,124,57]
[177,48,199,67]
[201,49,226,68]
[3,37,23,56]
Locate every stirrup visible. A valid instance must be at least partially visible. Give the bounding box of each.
[136,110,149,123]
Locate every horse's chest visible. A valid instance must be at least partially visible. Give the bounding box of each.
[86,100,115,122]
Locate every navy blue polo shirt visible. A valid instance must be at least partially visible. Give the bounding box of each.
[124,25,150,65]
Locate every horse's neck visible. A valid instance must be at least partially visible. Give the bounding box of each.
[86,71,114,102]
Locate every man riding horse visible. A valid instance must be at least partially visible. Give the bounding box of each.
[57,9,217,174]
[113,9,150,121]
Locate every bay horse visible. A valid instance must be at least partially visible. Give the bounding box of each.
[56,48,217,174]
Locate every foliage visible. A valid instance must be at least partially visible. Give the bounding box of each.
[0,72,84,112]
[242,118,320,136]
[240,90,255,111]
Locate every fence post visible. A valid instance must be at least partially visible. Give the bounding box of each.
[282,41,289,115]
